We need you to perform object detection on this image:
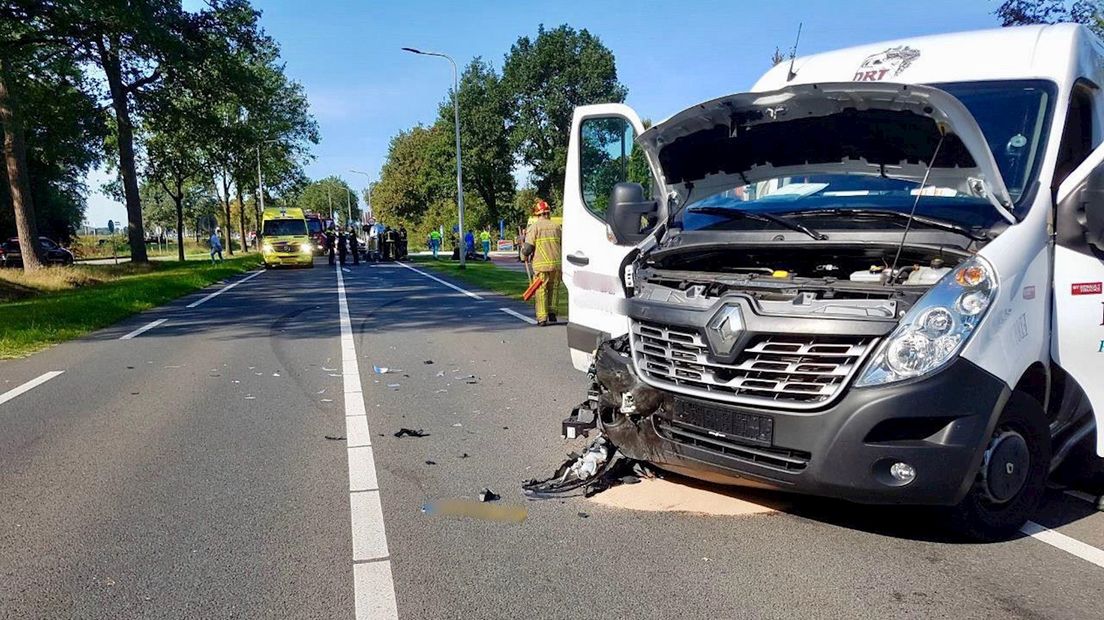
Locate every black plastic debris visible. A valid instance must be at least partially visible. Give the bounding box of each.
[577,512,590,518]
[460,453,470,458]
[522,435,653,499]
[394,428,429,438]
[325,435,346,441]
[424,360,434,365]
[425,460,437,465]
[478,488,500,502]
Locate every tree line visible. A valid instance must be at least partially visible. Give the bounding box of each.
[1,0,317,270]
[369,24,628,245]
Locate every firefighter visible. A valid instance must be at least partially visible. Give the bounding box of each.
[337,227,348,265]
[325,227,337,265]
[349,227,360,265]
[527,200,561,326]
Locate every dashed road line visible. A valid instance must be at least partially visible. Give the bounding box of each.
[499,307,537,325]
[0,371,64,407]
[1020,520,1104,569]
[185,270,264,308]
[336,263,399,619]
[395,261,484,300]
[119,318,167,340]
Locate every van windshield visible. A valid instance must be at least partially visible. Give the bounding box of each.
[263,219,308,236]
[679,80,1054,233]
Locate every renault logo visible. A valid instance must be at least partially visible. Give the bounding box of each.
[706,304,745,357]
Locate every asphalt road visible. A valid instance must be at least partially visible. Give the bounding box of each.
[2,256,1103,619]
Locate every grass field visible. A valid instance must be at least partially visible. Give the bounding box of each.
[0,256,261,358]
[410,255,568,319]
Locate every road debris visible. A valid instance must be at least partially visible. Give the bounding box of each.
[387,383,401,389]
[478,488,500,502]
[374,366,400,374]
[522,435,651,499]
[425,460,437,465]
[424,360,434,365]
[325,435,345,441]
[436,371,445,377]
[393,428,429,438]
[321,398,333,403]
[421,499,526,523]
[272,372,280,377]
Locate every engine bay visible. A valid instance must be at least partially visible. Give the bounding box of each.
[635,244,969,318]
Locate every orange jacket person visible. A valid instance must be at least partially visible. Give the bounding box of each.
[527,200,561,326]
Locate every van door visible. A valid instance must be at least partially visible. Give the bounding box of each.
[563,104,648,371]
[1053,142,1104,458]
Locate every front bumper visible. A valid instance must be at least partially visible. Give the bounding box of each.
[263,252,313,266]
[593,340,1010,505]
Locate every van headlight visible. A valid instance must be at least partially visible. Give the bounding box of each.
[300,243,313,254]
[262,243,273,253]
[856,256,997,387]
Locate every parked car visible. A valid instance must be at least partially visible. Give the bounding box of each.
[0,237,76,267]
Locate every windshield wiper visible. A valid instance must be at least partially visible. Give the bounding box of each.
[778,208,986,241]
[687,205,828,240]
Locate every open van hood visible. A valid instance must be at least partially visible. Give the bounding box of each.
[638,82,1015,223]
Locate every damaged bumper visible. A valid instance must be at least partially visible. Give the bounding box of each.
[590,338,1010,505]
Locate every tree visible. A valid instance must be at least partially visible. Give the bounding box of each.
[294,176,361,226]
[996,0,1104,35]
[0,18,106,270]
[436,58,515,228]
[370,125,452,227]
[501,24,627,207]
[770,47,786,66]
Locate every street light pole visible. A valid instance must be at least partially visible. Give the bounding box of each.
[350,169,373,221]
[345,187,352,227]
[402,46,466,269]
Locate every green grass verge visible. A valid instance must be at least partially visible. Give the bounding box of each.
[410,255,568,319]
[0,256,262,359]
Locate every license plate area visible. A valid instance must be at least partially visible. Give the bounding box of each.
[668,398,774,446]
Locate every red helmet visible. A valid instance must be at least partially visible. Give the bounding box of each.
[533,200,551,215]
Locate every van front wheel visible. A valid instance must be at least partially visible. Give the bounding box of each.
[948,390,1050,541]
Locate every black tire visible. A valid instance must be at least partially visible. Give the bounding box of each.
[947,390,1051,541]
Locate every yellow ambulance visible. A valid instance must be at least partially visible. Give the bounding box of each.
[261,207,314,268]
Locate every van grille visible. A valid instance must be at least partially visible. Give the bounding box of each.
[630,320,874,410]
[271,242,299,253]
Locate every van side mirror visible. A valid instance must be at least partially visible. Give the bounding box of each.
[606,182,658,245]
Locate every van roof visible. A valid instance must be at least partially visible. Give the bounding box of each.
[752,23,1101,91]
[262,206,305,219]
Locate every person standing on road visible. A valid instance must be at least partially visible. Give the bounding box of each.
[428,228,442,259]
[479,227,492,261]
[398,226,408,259]
[209,228,224,264]
[527,200,561,326]
[349,227,360,266]
[325,227,337,265]
[337,228,348,265]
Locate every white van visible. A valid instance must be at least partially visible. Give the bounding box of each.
[561,24,1104,538]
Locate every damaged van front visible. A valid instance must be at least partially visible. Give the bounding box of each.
[558,48,1104,537]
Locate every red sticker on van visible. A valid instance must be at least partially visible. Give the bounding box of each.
[1072,282,1103,295]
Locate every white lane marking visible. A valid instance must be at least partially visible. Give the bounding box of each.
[1064,489,1099,505]
[185,270,264,308]
[119,318,167,340]
[350,490,390,560]
[342,267,352,273]
[348,446,379,491]
[499,307,537,325]
[336,263,398,618]
[354,561,399,619]
[395,261,483,300]
[1020,520,1104,569]
[0,371,64,407]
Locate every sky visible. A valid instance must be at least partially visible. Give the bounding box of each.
[84,0,1006,226]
